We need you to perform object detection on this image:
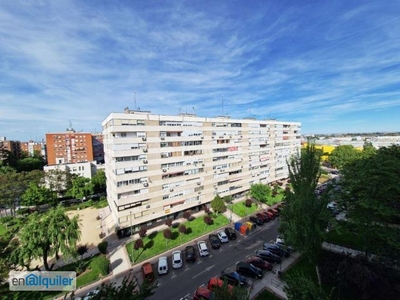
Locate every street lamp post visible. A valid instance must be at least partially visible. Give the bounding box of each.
[130,211,133,261]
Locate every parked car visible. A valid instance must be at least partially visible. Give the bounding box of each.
[172,250,183,269]
[224,227,237,240]
[185,245,196,262]
[236,262,263,279]
[141,262,155,283]
[263,243,289,257]
[217,230,229,243]
[255,250,281,263]
[263,211,275,220]
[220,271,247,287]
[209,234,221,249]
[158,256,168,275]
[268,208,279,217]
[256,213,269,223]
[83,289,99,300]
[246,256,273,271]
[197,241,209,257]
[193,286,214,300]
[275,242,294,254]
[250,215,264,226]
[207,277,233,292]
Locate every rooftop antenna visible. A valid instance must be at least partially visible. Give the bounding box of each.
[134,91,137,110]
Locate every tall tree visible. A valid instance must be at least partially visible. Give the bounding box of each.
[211,194,226,214]
[279,143,331,264]
[21,183,56,209]
[328,145,361,170]
[284,272,332,300]
[91,169,107,193]
[14,207,81,270]
[0,171,30,216]
[340,145,400,260]
[69,176,94,200]
[45,168,75,196]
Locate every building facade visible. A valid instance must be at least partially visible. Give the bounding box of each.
[20,140,46,158]
[0,137,21,159]
[102,110,301,236]
[45,130,94,165]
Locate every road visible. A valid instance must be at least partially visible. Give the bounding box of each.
[70,219,280,300]
[150,220,280,300]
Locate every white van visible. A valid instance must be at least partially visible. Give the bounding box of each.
[158,256,168,275]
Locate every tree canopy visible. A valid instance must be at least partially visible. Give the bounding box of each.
[210,194,226,213]
[328,145,361,170]
[68,176,94,200]
[11,207,81,270]
[21,183,56,208]
[91,170,107,193]
[250,183,271,203]
[340,145,400,260]
[279,143,331,264]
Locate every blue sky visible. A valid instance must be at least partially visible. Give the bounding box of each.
[1,0,400,141]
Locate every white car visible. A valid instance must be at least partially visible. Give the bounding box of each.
[217,230,229,243]
[275,236,285,245]
[172,250,183,269]
[83,289,100,300]
[197,241,209,257]
[158,256,168,275]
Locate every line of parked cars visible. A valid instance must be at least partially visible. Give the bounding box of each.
[156,228,237,276]
[193,208,290,300]
[248,207,281,228]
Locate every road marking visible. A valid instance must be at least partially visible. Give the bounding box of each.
[228,244,233,247]
[209,255,213,258]
[184,268,190,271]
[197,261,203,264]
[192,265,215,279]
[171,274,177,279]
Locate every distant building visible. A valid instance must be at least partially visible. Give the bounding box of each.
[44,161,102,180]
[20,140,46,158]
[45,129,94,165]
[92,133,105,163]
[0,137,21,159]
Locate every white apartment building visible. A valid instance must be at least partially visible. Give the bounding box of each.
[102,109,301,236]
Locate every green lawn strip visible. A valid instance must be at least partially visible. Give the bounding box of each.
[255,289,283,300]
[231,201,258,217]
[126,214,229,264]
[0,223,7,236]
[326,228,365,251]
[284,255,318,283]
[265,194,283,206]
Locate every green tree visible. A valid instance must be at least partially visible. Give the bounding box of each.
[17,157,46,172]
[0,171,30,216]
[63,274,156,300]
[328,145,361,170]
[279,143,331,265]
[45,168,75,196]
[163,229,172,246]
[21,183,56,209]
[92,170,107,193]
[284,271,332,300]
[211,194,226,214]
[14,207,81,270]
[340,145,400,261]
[69,176,94,200]
[250,183,271,203]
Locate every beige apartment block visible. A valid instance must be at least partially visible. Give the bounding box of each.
[102,108,301,235]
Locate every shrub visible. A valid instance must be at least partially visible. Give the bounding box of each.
[171,222,179,228]
[183,211,192,220]
[90,255,110,276]
[245,199,253,207]
[138,228,147,238]
[165,218,173,227]
[97,241,108,254]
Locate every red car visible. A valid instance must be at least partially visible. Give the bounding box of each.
[207,277,233,292]
[263,211,274,220]
[268,208,279,217]
[256,213,269,222]
[194,286,214,300]
[246,256,273,271]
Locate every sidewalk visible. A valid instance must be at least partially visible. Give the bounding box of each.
[250,252,301,300]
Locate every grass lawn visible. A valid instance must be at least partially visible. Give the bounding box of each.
[284,255,318,283]
[231,201,258,217]
[126,214,229,264]
[255,289,283,300]
[265,194,284,206]
[0,223,7,237]
[326,227,365,251]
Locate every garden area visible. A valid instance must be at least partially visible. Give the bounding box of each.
[126,213,229,264]
[255,289,283,300]
[231,200,259,217]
